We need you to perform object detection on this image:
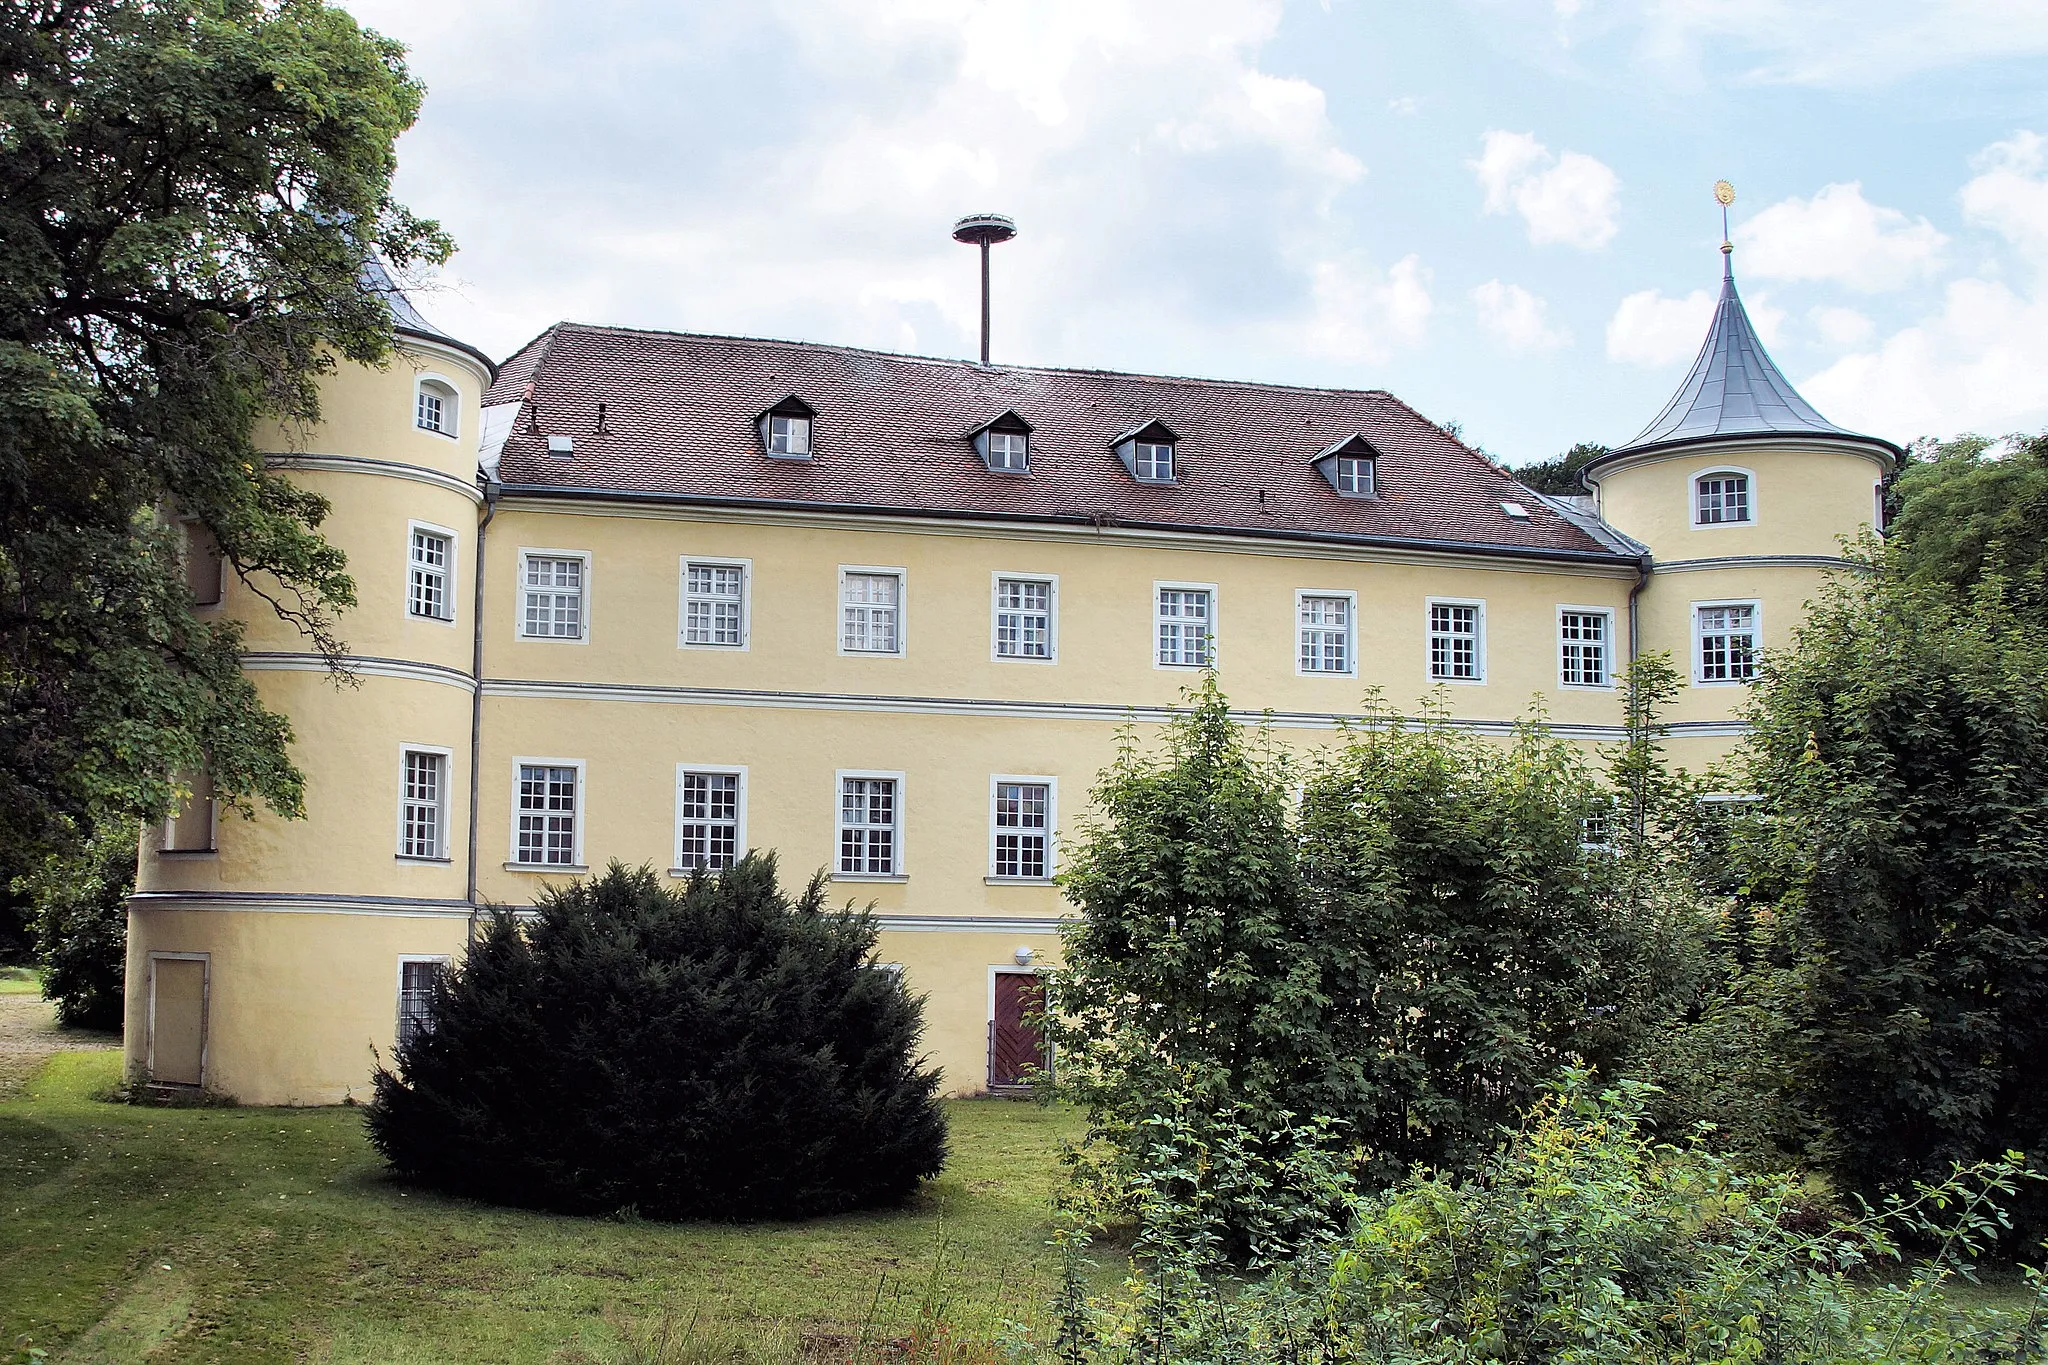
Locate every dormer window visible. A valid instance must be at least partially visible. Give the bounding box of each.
[1113,420,1181,484]
[971,412,1034,475]
[758,395,816,460]
[415,377,458,437]
[1314,435,1381,498]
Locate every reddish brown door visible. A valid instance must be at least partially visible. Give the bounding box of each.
[990,971,1048,1089]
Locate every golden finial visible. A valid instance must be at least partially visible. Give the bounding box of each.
[1714,180,1736,254]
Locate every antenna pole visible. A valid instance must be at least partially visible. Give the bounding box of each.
[979,239,992,366]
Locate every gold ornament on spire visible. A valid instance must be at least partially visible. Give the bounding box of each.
[1714,180,1736,254]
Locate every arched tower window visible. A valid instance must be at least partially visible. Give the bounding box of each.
[415,376,459,438]
[1693,469,1753,526]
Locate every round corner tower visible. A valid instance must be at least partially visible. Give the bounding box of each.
[1581,245,1900,760]
[125,264,497,1104]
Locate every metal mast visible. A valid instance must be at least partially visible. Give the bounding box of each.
[951,213,1017,365]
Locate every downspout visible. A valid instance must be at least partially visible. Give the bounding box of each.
[1627,553,1651,661]
[465,476,500,939]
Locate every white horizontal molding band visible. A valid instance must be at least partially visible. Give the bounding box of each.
[1653,554,1858,574]
[243,652,479,693]
[266,452,484,504]
[495,494,1641,580]
[873,915,1068,934]
[483,676,1751,741]
[130,891,474,918]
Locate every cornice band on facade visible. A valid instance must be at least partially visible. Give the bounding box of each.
[242,652,479,693]
[492,484,1641,575]
[481,675,1751,740]
[266,453,485,504]
[1581,433,1899,484]
[129,890,474,917]
[1652,554,1861,574]
[398,327,499,383]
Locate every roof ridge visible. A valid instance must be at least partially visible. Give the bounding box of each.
[538,321,1403,403]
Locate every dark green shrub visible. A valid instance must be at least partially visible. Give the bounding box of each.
[365,856,947,1221]
[22,831,131,1030]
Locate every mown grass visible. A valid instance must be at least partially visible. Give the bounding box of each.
[0,965,41,996]
[1,1050,1083,1363]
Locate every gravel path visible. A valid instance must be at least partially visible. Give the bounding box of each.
[0,994,118,1100]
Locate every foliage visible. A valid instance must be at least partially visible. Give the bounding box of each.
[1735,566,2048,1238]
[366,857,948,1222]
[1051,1074,2048,1364]
[19,828,131,1030]
[0,0,450,862]
[1511,440,1609,496]
[1886,432,2048,614]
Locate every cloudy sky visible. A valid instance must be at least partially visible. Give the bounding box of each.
[339,0,2048,466]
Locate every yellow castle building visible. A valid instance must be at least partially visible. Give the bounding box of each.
[126,246,1898,1105]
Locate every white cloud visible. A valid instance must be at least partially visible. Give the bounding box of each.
[1810,305,1875,347]
[1387,96,1418,114]
[1605,288,1713,367]
[1470,130,1619,250]
[337,0,1407,381]
[1472,279,1568,352]
[1733,183,1946,292]
[1960,131,2048,264]
[1632,1,2048,87]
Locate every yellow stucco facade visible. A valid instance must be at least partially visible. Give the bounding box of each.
[126,298,1896,1106]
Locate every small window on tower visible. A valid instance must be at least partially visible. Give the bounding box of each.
[415,378,458,437]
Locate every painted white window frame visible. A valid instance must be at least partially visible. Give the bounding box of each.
[1691,466,1757,528]
[986,430,1030,472]
[1132,440,1175,482]
[1426,596,1487,685]
[159,771,217,856]
[1295,589,1357,677]
[414,374,460,439]
[672,763,747,874]
[834,768,906,881]
[1332,455,1376,497]
[988,774,1057,883]
[838,566,906,657]
[396,743,454,862]
[1556,605,1616,690]
[395,954,452,1050]
[145,950,210,1087]
[677,556,752,651]
[507,757,587,870]
[766,413,811,456]
[1154,580,1218,670]
[515,548,591,643]
[406,520,458,625]
[1692,598,1764,686]
[991,572,1058,664]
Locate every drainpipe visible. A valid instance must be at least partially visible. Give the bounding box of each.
[1627,553,1651,661]
[465,477,500,939]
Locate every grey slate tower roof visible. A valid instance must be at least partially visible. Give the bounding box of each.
[360,256,496,378]
[1610,249,1894,458]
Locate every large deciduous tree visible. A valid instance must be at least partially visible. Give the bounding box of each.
[0,0,448,859]
[1884,432,2048,617]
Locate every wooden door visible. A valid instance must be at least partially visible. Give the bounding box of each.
[989,971,1047,1090]
[149,955,208,1087]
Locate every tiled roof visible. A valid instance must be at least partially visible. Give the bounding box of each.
[484,325,1629,563]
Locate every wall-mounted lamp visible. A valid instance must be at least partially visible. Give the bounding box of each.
[1013,945,1036,967]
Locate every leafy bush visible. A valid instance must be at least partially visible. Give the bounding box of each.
[21,830,132,1030]
[366,856,947,1221]
[1053,1074,2048,1364]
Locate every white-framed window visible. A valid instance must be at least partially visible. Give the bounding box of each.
[680,558,749,649]
[990,777,1054,881]
[1333,456,1376,497]
[1693,469,1754,526]
[511,759,583,868]
[1155,584,1215,668]
[1427,599,1485,683]
[518,550,588,641]
[1133,441,1175,482]
[1557,607,1613,689]
[993,575,1056,661]
[397,746,451,860]
[1580,807,1615,851]
[987,430,1029,472]
[407,522,455,622]
[840,568,904,655]
[1694,601,1761,684]
[396,956,449,1050]
[161,769,216,854]
[675,766,745,872]
[415,376,458,438]
[1297,592,1355,675]
[767,413,811,456]
[836,772,902,878]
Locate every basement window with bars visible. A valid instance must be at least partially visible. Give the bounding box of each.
[682,561,746,647]
[515,763,580,866]
[396,959,447,1049]
[409,527,453,621]
[838,776,899,876]
[991,781,1051,880]
[398,749,447,860]
[1429,601,1483,681]
[676,769,742,871]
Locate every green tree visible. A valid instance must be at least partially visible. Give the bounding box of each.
[1740,567,2048,1232]
[366,858,949,1221]
[0,0,449,861]
[19,828,133,1030]
[1511,440,1609,496]
[1885,432,2048,617]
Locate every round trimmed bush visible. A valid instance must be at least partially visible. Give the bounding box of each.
[366,856,948,1220]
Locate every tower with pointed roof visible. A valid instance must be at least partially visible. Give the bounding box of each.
[1580,239,1899,744]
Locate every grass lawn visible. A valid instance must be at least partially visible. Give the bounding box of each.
[1,1049,1085,1363]
[0,965,41,995]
